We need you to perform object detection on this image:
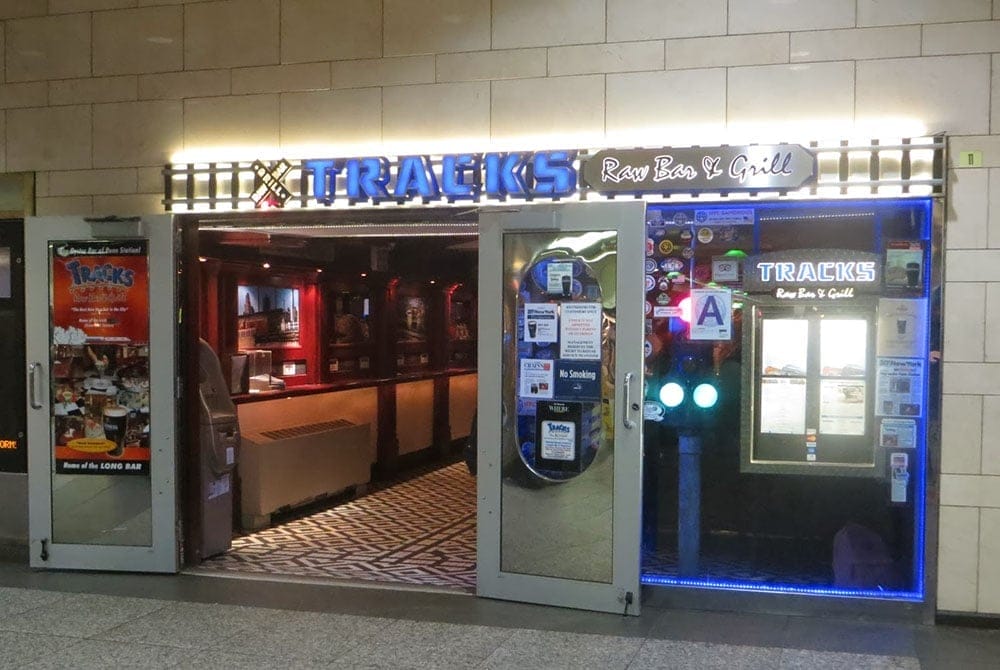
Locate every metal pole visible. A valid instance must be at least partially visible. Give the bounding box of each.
[678,432,701,578]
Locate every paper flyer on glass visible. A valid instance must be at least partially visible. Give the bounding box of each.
[559,302,602,360]
[880,418,917,449]
[50,240,151,476]
[524,303,558,343]
[759,377,807,434]
[818,379,866,435]
[519,359,554,400]
[875,357,924,418]
[877,299,928,358]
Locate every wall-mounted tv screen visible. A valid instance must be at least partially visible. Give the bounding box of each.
[237,285,300,349]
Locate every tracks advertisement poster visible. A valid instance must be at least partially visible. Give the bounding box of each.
[50,241,151,475]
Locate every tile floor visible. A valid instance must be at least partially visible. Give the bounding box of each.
[198,462,476,590]
[1,562,999,669]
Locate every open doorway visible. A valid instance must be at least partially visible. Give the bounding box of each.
[180,209,479,591]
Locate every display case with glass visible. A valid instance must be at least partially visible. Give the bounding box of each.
[325,281,374,381]
[640,198,936,601]
[446,286,476,369]
[395,281,431,372]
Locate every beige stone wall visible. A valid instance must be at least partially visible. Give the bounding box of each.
[2,0,999,613]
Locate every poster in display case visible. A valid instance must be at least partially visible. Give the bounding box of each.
[237,285,300,349]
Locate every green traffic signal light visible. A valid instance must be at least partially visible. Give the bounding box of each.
[692,382,719,409]
[659,382,685,408]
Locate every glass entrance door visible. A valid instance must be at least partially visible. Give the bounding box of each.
[477,202,645,614]
[26,216,178,572]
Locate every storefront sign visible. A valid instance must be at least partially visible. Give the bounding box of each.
[50,241,151,476]
[581,145,815,194]
[165,144,820,210]
[743,249,881,297]
[303,151,577,204]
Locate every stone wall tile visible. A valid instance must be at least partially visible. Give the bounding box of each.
[331,56,435,89]
[549,42,663,77]
[492,0,604,49]
[857,56,991,136]
[185,0,279,70]
[281,0,381,64]
[6,105,92,171]
[94,6,183,76]
[859,0,991,27]
[791,27,920,62]
[49,76,138,105]
[93,100,183,168]
[6,14,91,82]
[607,0,726,41]
[491,75,604,141]
[729,0,854,34]
[437,49,546,82]
[667,33,787,70]
[384,0,489,56]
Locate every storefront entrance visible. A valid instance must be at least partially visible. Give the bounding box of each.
[179,209,481,591]
[23,139,941,620]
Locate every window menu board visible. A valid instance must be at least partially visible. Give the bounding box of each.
[744,305,877,476]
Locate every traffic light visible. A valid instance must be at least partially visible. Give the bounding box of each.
[653,343,720,431]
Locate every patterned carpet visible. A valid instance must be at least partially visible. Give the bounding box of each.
[198,462,477,591]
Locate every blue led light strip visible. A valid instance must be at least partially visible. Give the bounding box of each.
[640,574,923,602]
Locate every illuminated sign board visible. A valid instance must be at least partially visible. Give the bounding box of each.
[581,144,816,193]
[164,144,818,210]
[743,249,881,299]
[300,151,576,204]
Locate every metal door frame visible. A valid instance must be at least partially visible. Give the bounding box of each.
[476,201,646,614]
[26,215,179,572]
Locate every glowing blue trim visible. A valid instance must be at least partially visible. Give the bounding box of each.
[640,574,923,602]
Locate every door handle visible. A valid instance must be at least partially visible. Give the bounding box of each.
[622,372,636,430]
[28,362,43,410]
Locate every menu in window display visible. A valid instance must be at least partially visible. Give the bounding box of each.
[820,319,867,376]
[50,240,151,476]
[759,377,807,434]
[877,299,927,358]
[819,379,866,435]
[760,319,808,376]
[876,357,924,417]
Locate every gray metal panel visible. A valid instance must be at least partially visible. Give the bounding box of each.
[26,215,178,572]
[477,201,645,615]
